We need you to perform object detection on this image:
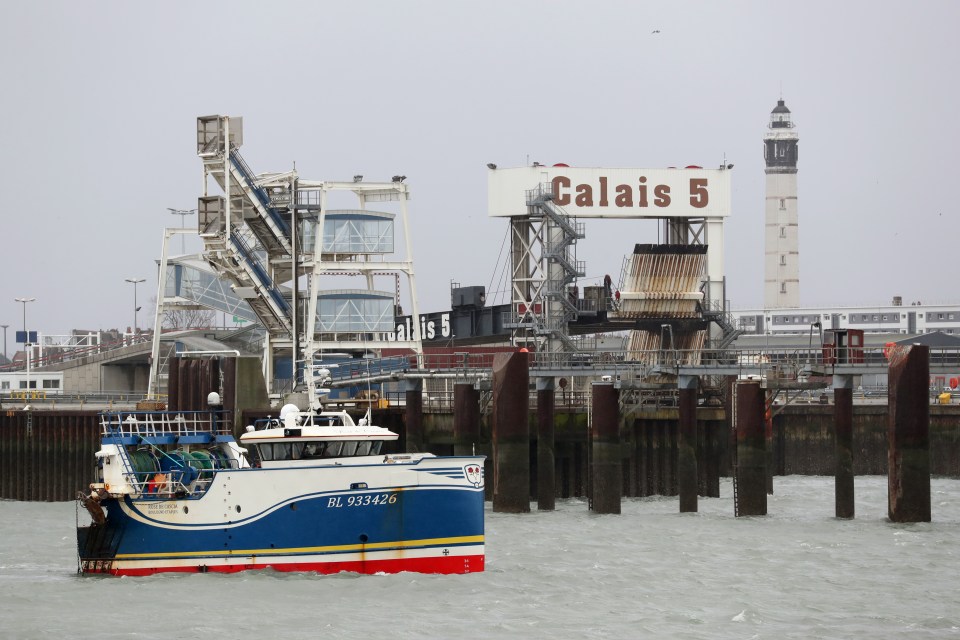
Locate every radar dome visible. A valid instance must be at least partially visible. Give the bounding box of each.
[279,404,301,420]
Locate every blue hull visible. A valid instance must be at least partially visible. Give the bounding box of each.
[79,474,485,575]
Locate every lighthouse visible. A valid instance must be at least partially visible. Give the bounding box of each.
[763,99,799,309]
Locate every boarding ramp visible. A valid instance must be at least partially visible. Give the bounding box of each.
[163,257,257,323]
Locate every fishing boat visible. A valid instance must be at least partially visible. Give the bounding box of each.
[76,398,485,576]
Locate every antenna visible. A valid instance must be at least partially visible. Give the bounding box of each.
[305,359,334,412]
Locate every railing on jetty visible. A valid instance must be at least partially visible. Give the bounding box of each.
[0,334,152,373]
[315,344,960,414]
[356,345,960,382]
[0,391,164,408]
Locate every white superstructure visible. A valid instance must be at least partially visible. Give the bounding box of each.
[733,298,960,335]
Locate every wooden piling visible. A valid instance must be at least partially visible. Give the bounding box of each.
[638,421,650,496]
[491,351,530,513]
[834,375,855,519]
[678,377,698,513]
[453,382,480,456]
[0,411,100,501]
[645,422,658,496]
[765,394,774,495]
[887,344,931,523]
[666,421,677,496]
[590,382,621,514]
[706,420,721,498]
[536,379,556,511]
[403,379,424,453]
[735,380,767,516]
[167,357,180,409]
[185,359,199,411]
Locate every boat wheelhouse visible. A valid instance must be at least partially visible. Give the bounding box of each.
[241,404,397,466]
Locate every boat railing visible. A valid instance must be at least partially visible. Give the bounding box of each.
[248,411,355,431]
[122,450,243,500]
[100,410,232,440]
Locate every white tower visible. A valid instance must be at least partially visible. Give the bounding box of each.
[763,99,799,308]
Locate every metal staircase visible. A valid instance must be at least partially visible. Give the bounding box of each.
[225,232,292,332]
[196,200,292,335]
[197,116,294,338]
[223,149,293,256]
[700,294,743,350]
[509,184,585,353]
[197,116,293,257]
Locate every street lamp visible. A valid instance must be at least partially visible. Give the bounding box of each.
[167,208,197,254]
[14,297,35,390]
[125,278,145,339]
[15,297,35,337]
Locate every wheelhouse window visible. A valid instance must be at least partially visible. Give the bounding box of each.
[356,441,373,456]
[254,440,383,461]
[257,442,305,461]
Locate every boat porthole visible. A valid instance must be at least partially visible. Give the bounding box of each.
[183,506,189,514]
[236,505,241,513]
[359,534,369,543]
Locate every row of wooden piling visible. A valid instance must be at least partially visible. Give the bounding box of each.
[485,348,933,522]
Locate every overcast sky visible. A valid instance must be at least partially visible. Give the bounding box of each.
[1,0,957,342]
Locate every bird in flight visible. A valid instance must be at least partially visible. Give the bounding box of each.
[651,29,660,34]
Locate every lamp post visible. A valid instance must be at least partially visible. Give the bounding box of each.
[125,278,145,340]
[167,208,197,254]
[14,297,35,391]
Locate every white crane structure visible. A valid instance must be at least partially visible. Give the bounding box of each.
[149,115,422,402]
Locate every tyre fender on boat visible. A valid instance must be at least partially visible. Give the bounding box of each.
[78,489,107,526]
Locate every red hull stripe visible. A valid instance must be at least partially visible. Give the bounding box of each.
[91,554,485,577]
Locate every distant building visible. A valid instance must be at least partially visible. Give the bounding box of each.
[764,99,800,308]
[0,370,64,394]
[733,298,960,335]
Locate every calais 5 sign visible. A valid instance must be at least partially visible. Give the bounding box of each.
[551,175,710,209]
[487,167,731,219]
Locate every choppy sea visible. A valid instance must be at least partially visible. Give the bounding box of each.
[2,476,958,639]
